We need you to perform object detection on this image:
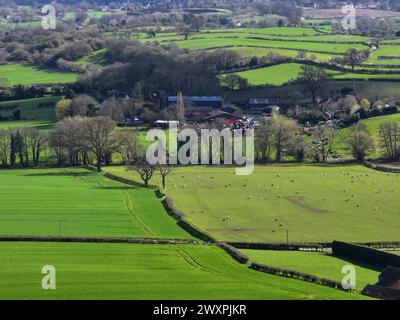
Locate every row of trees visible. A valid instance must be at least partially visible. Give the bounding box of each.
[254,114,400,163]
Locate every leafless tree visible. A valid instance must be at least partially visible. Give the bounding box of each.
[81,116,118,172]
[379,122,400,161]
[129,156,156,187]
[159,165,173,190]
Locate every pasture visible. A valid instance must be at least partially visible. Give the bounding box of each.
[138,26,400,75]
[0,168,192,239]
[335,113,400,158]
[0,242,365,299]
[0,64,78,85]
[242,250,381,292]
[104,165,400,243]
[0,96,61,123]
[228,63,400,87]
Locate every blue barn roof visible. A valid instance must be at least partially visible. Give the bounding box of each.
[167,96,222,108]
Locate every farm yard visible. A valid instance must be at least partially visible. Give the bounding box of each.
[104,165,400,244]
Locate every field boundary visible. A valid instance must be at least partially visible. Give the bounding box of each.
[363,161,400,173]
[227,241,400,250]
[249,262,348,291]
[0,235,203,245]
[332,241,400,268]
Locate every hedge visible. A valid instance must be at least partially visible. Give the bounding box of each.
[363,161,400,174]
[217,242,249,264]
[162,196,216,243]
[250,262,347,291]
[332,241,400,268]
[0,235,200,245]
[226,242,326,251]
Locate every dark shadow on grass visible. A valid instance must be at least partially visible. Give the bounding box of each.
[332,254,384,273]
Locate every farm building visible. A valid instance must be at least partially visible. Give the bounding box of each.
[362,266,400,300]
[201,110,243,124]
[167,96,223,108]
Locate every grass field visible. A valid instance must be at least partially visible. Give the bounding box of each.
[0,64,78,85]
[104,164,400,243]
[0,242,365,299]
[335,113,400,158]
[242,250,381,292]
[140,26,400,71]
[228,63,400,87]
[0,96,61,122]
[0,168,192,239]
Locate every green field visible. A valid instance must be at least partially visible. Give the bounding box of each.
[228,63,400,87]
[242,250,381,292]
[0,242,364,299]
[335,113,400,158]
[104,165,400,243]
[0,64,78,85]
[0,96,60,121]
[0,168,192,239]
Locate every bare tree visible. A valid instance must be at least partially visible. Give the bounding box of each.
[129,157,156,187]
[379,122,400,161]
[267,114,298,162]
[26,128,47,166]
[159,165,173,190]
[82,116,118,172]
[347,123,374,161]
[311,126,336,163]
[297,65,330,104]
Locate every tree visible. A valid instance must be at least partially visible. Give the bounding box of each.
[267,114,298,162]
[55,99,72,120]
[379,122,400,161]
[289,135,308,163]
[129,156,156,187]
[344,49,370,72]
[297,66,330,104]
[255,119,272,162]
[176,92,185,123]
[347,124,374,161]
[159,165,173,190]
[310,126,336,163]
[26,127,47,166]
[82,117,118,172]
[222,74,249,90]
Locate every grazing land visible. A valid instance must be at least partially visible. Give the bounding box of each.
[0,168,192,239]
[0,242,365,300]
[242,250,382,292]
[0,64,78,85]
[104,165,400,243]
[0,96,61,122]
[228,63,400,87]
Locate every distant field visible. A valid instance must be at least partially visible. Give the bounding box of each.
[0,64,78,85]
[229,63,400,87]
[104,165,400,243]
[0,96,61,122]
[0,168,192,239]
[0,242,363,299]
[305,8,400,19]
[77,49,107,66]
[242,250,381,292]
